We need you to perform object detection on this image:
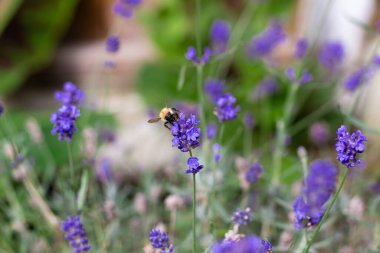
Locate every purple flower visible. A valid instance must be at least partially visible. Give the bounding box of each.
[373,55,380,66]
[149,229,172,250]
[171,113,202,152]
[210,20,231,55]
[186,157,204,174]
[113,1,133,18]
[232,207,252,226]
[245,162,263,183]
[214,93,240,122]
[173,102,199,118]
[206,123,217,139]
[244,113,255,129]
[0,101,3,116]
[105,35,120,53]
[204,79,225,103]
[285,67,313,85]
[51,105,80,142]
[61,215,91,253]
[121,0,142,6]
[293,160,338,229]
[212,235,272,253]
[185,46,212,64]
[344,66,372,92]
[318,41,345,72]
[252,78,278,100]
[247,21,286,58]
[55,82,85,106]
[336,125,367,168]
[104,60,116,68]
[309,122,330,145]
[213,143,221,162]
[295,38,308,59]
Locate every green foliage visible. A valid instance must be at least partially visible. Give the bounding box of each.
[0,0,78,96]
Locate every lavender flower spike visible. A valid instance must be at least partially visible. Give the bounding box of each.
[204,79,225,103]
[212,235,272,253]
[318,41,345,72]
[247,21,286,58]
[51,105,80,142]
[105,35,120,53]
[336,125,367,168]
[170,113,202,152]
[245,162,263,184]
[231,207,252,226]
[214,93,240,122]
[285,67,313,85]
[293,160,338,229]
[55,82,85,106]
[210,20,231,55]
[0,101,3,116]
[295,38,308,59]
[149,228,174,253]
[61,215,91,253]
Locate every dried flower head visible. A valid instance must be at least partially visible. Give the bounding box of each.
[26,117,43,144]
[61,215,91,253]
[336,125,367,168]
[165,194,185,211]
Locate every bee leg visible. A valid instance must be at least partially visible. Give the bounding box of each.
[164,122,171,130]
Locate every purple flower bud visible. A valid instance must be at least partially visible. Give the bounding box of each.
[213,143,221,162]
[231,207,252,226]
[0,101,3,116]
[318,41,345,72]
[105,35,120,53]
[185,47,212,65]
[210,20,231,55]
[212,235,272,253]
[186,157,204,174]
[51,105,80,142]
[243,113,255,129]
[113,2,133,18]
[55,82,85,106]
[245,162,263,184]
[344,66,372,92]
[204,79,225,103]
[252,78,278,100]
[247,21,286,58]
[214,93,240,122]
[285,67,312,85]
[206,123,217,139]
[61,216,91,252]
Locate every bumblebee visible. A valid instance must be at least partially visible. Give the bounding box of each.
[148,107,180,129]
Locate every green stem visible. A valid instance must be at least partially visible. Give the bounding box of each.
[302,166,349,253]
[195,0,201,53]
[66,142,74,187]
[192,173,197,253]
[196,65,206,133]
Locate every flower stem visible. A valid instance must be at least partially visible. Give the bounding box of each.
[196,65,206,134]
[302,166,349,253]
[66,142,74,187]
[192,173,197,253]
[195,0,201,53]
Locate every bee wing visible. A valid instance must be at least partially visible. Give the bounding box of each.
[148,117,161,123]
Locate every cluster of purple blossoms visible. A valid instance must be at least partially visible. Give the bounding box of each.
[285,67,313,85]
[212,235,272,253]
[61,216,91,253]
[186,157,204,174]
[113,0,141,18]
[293,160,338,229]
[185,47,212,65]
[214,93,240,122]
[55,82,85,106]
[295,38,308,59]
[51,83,84,141]
[149,229,174,253]
[171,113,201,152]
[210,20,231,55]
[245,162,263,184]
[105,35,120,53]
[204,79,225,103]
[206,123,217,140]
[336,125,367,168]
[232,207,252,226]
[247,21,286,58]
[252,78,278,100]
[318,41,345,72]
[51,105,80,142]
